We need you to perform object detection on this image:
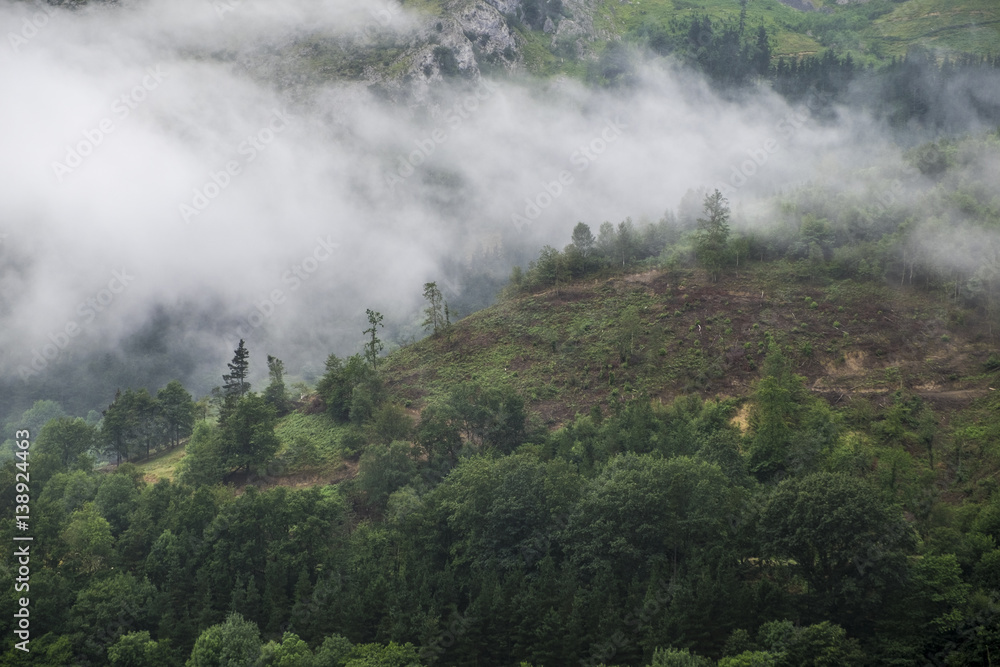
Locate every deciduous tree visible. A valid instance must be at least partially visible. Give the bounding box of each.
[217,394,280,473]
[571,222,595,257]
[758,472,916,630]
[35,417,98,479]
[187,612,261,667]
[158,380,195,448]
[263,355,291,415]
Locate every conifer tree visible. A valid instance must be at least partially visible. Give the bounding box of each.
[422,282,446,334]
[223,339,251,399]
[364,309,384,371]
[695,189,731,282]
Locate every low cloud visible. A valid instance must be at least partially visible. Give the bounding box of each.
[0,0,940,410]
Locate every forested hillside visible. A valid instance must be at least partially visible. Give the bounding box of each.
[4,128,1000,665]
[4,0,1000,664]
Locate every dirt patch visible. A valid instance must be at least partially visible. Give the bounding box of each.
[915,388,991,410]
[624,270,659,284]
[302,395,325,415]
[844,350,868,373]
[731,404,751,434]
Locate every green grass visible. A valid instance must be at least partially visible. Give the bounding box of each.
[135,439,190,482]
[274,412,347,464]
[591,0,998,67]
[869,0,1000,59]
[399,0,445,17]
[593,0,824,59]
[130,413,350,483]
[515,27,564,76]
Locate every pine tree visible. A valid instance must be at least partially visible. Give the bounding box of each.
[694,189,731,282]
[363,309,384,371]
[101,389,153,464]
[288,567,315,640]
[422,282,445,334]
[218,394,280,472]
[223,339,251,399]
[615,218,636,269]
[748,338,804,480]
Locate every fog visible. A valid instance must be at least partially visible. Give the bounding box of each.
[0,0,967,414]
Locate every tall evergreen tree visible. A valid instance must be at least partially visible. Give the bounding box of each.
[748,338,803,480]
[363,309,384,371]
[422,282,446,335]
[695,189,731,282]
[615,218,637,269]
[223,339,251,400]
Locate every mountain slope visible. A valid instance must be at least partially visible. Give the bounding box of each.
[282,0,1000,89]
[383,262,997,426]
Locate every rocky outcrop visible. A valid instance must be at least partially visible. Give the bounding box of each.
[457,0,519,65]
[482,0,522,15]
[398,0,521,102]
